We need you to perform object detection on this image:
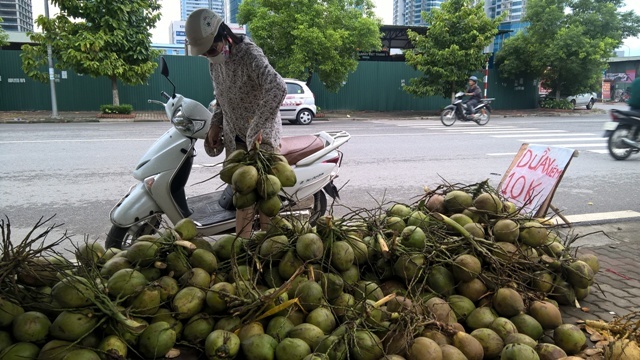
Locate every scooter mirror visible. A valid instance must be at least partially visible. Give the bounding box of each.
[160,57,169,78]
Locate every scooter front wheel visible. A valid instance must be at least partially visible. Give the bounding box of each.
[441,109,456,126]
[476,111,490,126]
[105,217,160,249]
[608,126,633,160]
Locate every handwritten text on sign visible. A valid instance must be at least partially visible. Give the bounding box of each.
[499,145,574,215]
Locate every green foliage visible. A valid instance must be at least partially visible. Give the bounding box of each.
[100,104,133,114]
[20,0,162,105]
[496,0,640,98]
[403,0,503,99]
[238,0,382,92]
[0,17,8,47]
[539,98,573,110]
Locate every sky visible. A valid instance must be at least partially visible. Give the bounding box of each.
[30,0,640,55]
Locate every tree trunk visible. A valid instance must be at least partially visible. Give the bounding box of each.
[111,76,120,106]
[555,91,561,101]
[451,82,456,103]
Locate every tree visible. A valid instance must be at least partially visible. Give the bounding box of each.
[403,0,503,99]
[21,0,162,106]
[496,0,640,99]
[238,0,381,92]
[0,17,9,47]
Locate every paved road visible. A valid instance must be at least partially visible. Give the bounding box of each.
[1,113,639,245]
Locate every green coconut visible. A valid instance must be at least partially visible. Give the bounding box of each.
[532,271,554,293]
[553,324,586,355]
[156,276,180,302]
[575,286,590,301]
[346,235,369,265]
[474,193,503,214]
[125,286,160,316]
[214,316,242,332]
[172,286,206,320]
[257,174,282,199]
[331,241,355,272]
[295,281,324,312]
[387,296,415,313]
[519,222,548,247]
[232,165,259,195]
[449,213,474,228]
[464,223,485,238]
[355,281,384,302]
[286,275,309,299]
[165,251,190,278]
[448,295,476,321]
[466,307,498,330]
[504,333,537,348]
[425,297,457,324]
[566,261,594,289]
[321,273,344,301]
[494,242,518,261]
[350,330,383,360]
[427,266,455,296]
[106,268,147,299]
[421,330,451,346]
[279,250,304,279]
[190,237,214,253]
[258,196,282,217]
[125,241,159,267]
[331,293,356,318]
[453,332,485,360]
[205,330,240,360]
[241,333,277,360]
[97,335,128,360]
[138,322,176,360]
[388,204,411,218]
[407,337,442,360]
[426,194,446,213]
[385,217,406,233]
[75,241,106,267]
[274,338,311,360]
[529,301,562,330]
[287,323,325,350]
[233,191,258,209]
[489,317,519,341]
[463,208,481,223]
[266,317,294,341]
[180,268,212,289]
[452,254,481,282]
[510,314,544,340]
[206,282,235,313]
[493,219,520,243]
[51,276,93,308]
[0,342,41,360]
[534,343,567,360]
[12,311,50,343]
[470,328,505,358]
[139,267,161,282]
[270,162,297,188]
[407,211,430,229]
[212,235,246,261]
[38,340,74,360]
[400,226,427,249]
[440,344,468,360]
[264,267,284,289]
[578,254,600,274]
[189,249,218,274]
[237,322,264,342]
[49,310,98,342]
[305,307,336,334]
[316,335,348,360]
[394,254,426,283]
[500,343,541,360]
[296,233,323,261]
[456,278,488,302]
[444,190,473,213]
[0,331,12,353]
[61,349,100,360]
[172,218,197,240]
[550,279,576,306]
[493,288,525,317]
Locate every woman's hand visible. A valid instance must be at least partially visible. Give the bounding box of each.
[208,124,222,147]
[252,130,263,149]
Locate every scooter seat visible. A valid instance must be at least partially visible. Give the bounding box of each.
[280,135,325,165]
[613,109,640,118]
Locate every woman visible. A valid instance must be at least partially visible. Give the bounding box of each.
[185,9,287,238]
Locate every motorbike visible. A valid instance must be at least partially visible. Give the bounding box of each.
[440,92,493,126]
[106,57,351,249]
[603,109,640,160]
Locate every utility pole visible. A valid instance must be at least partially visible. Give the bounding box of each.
[44,0,59,118]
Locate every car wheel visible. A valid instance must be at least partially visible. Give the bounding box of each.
[586,98,594,110]
[296,109,314,125]
[570,99,576,110]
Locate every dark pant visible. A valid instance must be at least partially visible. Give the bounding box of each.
[466,99,479,115]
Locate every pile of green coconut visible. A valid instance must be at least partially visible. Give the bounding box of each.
[0,182,610,360]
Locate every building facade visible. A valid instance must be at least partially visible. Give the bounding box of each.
[169,21,187,45]
[392,0,445,26]
[485,0,528,52]
[180,0,225,21]
[227,0,242,23]
[0,0,33,32]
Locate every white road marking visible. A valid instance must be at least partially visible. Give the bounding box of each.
[445,127,537,132]
[589,149,609,154]
[0,138,157,144]
[492,133,595,138]
[487,152,518,156]
[518,137,603,142]
[544,143,606,147]
[458,130,568,135]
[550,210,640,225]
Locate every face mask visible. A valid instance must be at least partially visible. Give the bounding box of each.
[207,42,230,65]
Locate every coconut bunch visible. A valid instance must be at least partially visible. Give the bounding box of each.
[219,146,297,216]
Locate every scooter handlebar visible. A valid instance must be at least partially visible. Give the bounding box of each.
[161,91,171,100]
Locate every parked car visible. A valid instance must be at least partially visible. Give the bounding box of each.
[208,78,317,125]
[565,93,597,110]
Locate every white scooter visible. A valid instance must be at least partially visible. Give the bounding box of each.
[106,57,351,249]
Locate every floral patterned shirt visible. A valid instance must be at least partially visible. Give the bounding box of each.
[209,39,286,154]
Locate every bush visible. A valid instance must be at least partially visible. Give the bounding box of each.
[539,98,573,110]
[100,104,134,114]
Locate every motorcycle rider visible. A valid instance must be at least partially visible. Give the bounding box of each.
[185,9,287,238]
[464,76,482,116]
[627,77,640,111]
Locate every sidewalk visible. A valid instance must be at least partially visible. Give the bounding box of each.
[0,107,606,124]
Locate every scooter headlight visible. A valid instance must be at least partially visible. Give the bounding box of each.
[171,108,194,133]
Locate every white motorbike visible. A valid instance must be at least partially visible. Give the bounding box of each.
[106,57,351,249]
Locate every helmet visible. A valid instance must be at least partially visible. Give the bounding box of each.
[185,9,224,56]
[469,76,478,83]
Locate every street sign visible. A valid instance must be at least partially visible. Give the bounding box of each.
[498,144,578,218]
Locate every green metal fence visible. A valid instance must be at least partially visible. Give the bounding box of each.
[0,50,537,112]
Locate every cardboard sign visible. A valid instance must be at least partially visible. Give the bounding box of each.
[498,144,577,217]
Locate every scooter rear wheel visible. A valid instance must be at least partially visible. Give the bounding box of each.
[441,109,456,126]
[476,111,490,126]
[608,126,633,160]
[105,217,160,249]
